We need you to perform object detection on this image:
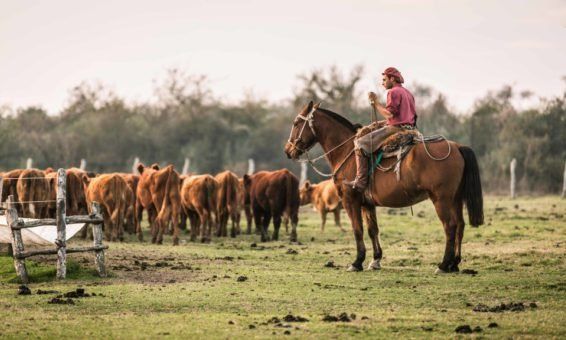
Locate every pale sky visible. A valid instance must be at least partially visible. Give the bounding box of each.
[1,0,565,114]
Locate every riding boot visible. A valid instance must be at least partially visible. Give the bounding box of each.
[344,149,369,193]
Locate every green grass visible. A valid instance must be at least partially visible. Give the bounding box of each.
[0,196,564,339]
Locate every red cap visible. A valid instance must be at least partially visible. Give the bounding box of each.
[382,67,404,83]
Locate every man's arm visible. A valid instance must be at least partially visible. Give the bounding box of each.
[369,91,397,120]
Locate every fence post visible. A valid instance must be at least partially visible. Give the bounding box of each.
[91,202,107,277]
[247,158,255,175]
[79,159,87,171]
[132,157,140,175]
[56,168,67,280]
[510,158,517,199]
[26,158,33,169]
[7,195,28,283]
[300,162,308,186]
[562,160,566,199]
[182,158,190,175]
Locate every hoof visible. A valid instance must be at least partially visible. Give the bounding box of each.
[367,260,381,270]
[346,264,363,272]
[435,267,449,274]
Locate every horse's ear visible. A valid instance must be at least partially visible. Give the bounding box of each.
[151,163,160,170]
[303,180,311,189]
[137,163,146,174]
[306,101,314,112]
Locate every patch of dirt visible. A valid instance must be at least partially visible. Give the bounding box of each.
[282,314,309,322]
[286,249,298,255]
[473,302,536,312]
[237,276,248,282]
[461,269,478,275]
[324,261,336,268]
[48,297,75,305]
[322,312,354,322]
[488,322,499,328]
[36,289,60,295]
[17,285,31,295]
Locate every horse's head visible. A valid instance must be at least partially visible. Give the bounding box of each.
[284,101,320,160]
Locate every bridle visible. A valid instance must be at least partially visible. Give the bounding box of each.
[288,106,356,178]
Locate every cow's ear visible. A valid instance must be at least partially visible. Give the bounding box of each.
[151,163,160,170]
[44,167,54,174]
[137,163,146,174]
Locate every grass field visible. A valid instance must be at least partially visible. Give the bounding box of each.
[0,196,564,339]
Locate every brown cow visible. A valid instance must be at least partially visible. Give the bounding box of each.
[137,164,182,245]
[300,180,345,232]
[215,171,240,238]
[2,169,24,214]
[85,174,129,242]
[119,173,139,235]
[180,175,218,243]
[243,169,299,242]
[17,169,50,218]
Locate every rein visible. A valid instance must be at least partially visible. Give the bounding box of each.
[289,107,356,178]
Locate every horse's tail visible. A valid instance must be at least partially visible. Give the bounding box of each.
[459,146,484,227]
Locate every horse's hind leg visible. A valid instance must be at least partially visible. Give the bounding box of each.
[433,198,459,273]
[363,206,382,270]
[453,201,465,272]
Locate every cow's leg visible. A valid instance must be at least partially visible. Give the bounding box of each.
[363,206,382,270]
[334,208,345,232]
[261,210,272,242]
[320,210,327,232]
[245,204,253,235]
[187,210,199,242]
[147,205,158,244]
[230,208,238,238]
[135,201,144,242]
[170,201,181,246]
[272,213,281,241]
[289,211,298,243]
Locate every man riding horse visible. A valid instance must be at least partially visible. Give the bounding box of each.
[345,67,417,192]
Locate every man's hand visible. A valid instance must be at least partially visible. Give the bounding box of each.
[368,92,379,105]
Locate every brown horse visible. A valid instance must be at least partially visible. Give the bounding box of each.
[284,101,483,273]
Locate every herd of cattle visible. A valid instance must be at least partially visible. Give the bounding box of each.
[0,165,344,245]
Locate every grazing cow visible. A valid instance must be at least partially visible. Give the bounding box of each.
[243,169,300,242]
[300,180,345,232]
[181,175,218,243]
[85,174,129,242]
[119,173,139,235]
[215,171,240,238]
[137,164,182,245]
[17,169,50,218]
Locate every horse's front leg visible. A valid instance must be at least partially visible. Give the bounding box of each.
[362,205,382,270]
[342,190,366,271]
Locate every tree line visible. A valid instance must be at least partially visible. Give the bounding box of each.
[1,66,564,194]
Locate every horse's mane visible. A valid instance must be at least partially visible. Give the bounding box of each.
[316,107,361,132]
